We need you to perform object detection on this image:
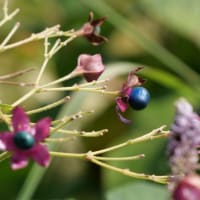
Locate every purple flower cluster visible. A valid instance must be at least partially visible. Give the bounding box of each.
[167,98,200,199]
[168,98,200,175]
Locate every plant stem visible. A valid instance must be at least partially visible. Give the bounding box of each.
[11,88,38,107]
[50,151,85,159]
[93,154,145,161]
[92,126,169,155]
[0,151,10,162]
[41,86,120,96]
[27,96,70,115]
[90,158,170,184]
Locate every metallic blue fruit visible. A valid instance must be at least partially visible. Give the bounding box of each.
[14,131,35,150]
[129,87,150,110]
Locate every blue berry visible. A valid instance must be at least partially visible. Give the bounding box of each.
[129,86,150,110]
[14,131,35,150]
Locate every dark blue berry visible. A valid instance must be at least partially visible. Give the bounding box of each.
[129,86,150,110]
[14,131,35,150]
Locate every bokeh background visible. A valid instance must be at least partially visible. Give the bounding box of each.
[0,0,200,199]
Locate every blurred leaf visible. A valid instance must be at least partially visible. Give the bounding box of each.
[83,0,200,88]
[139,0,200,43]
[107,182,169,200]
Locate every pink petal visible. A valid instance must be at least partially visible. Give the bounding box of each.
[83,54,104,72]
[0,132,15,151]
[11,152,28,170]
[30,144,50,167]
[116,106,132,124]
[116,97,128,113]
[34,117,51,142]
[78,54,91,67]
[12,107,30,133]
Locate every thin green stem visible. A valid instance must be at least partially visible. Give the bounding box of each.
[35,57,49,86]
[93,154,145,161]
[45,137,75,143]
[41,86,120,96]
[0,68,34,80]
[0,151,10,162]
[90,158,170,184]
[41,71,81,88]
[51,110,94,133]
[11,88,38,107]
[27,96,70,115]
[56,129,108,137]
[0,7,20,28]
[92,126,169,155]
[50,151,85,159]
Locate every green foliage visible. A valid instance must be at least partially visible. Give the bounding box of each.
[107,181,169,200]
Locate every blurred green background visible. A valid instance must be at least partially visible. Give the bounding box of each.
[0,0,200,199]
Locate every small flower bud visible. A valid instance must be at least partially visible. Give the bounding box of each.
[173,174,200,200]
[75,54,105,82]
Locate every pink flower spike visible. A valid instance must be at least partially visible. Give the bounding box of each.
[0,106,51,170]
[75,54,105,82]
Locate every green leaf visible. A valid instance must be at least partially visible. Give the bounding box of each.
[0,104,12,113]
[107,182,169,200]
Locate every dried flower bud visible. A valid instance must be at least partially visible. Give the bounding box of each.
[78,12,108,46]
[75,54,105,82]
[173,174,200,200]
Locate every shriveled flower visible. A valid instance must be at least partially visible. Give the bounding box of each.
[0,107,51,170]
[78,12,108,46]
[115,67,145,124]
[75,54,105,82]
[173,174,200,200]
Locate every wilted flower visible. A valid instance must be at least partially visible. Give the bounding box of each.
[173,174,200,200]
[0,107,51,170]
[75,54,105,82]
[78,12,108,46]
[115,67,145,123]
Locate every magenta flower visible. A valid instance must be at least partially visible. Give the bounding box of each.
[78,12,108,46]
[0,107,51,170]
[75,54,105,82]
[115,67,145,124]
